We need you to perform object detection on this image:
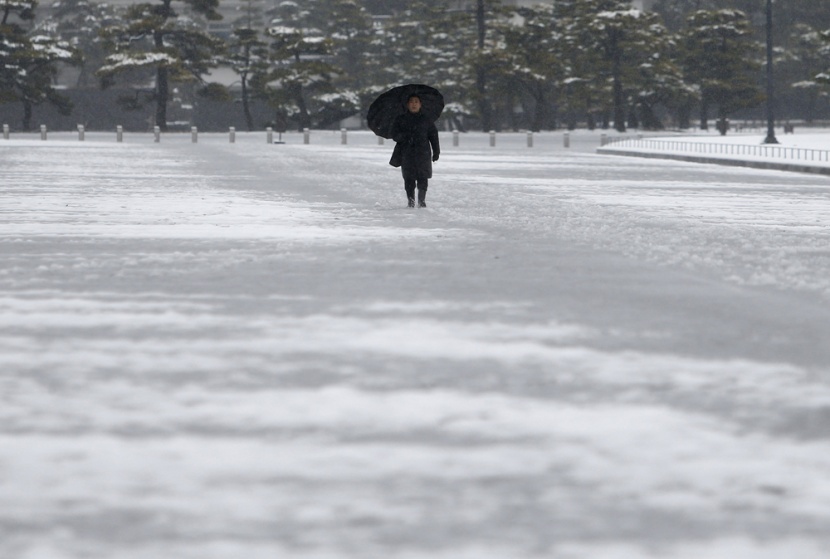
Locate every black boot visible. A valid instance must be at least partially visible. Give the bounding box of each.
[417,188,427,208]
[405,187,415,208]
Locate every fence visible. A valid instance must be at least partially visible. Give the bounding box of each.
[1,125,581,149]
[604,137,830,164]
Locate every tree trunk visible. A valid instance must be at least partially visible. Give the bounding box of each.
[612,52,625,132]
[507,95,518,132]
[609,29,626,133]
[805,89,816,124]
[585,95,595,130]
[699,98,709,131]
[677,103,691,129]
[294,84,311,131]
[22,100,32,131]
[528,82,548,132]
[627,106,639,130]
[475,0,492,132]
[565,98,576,130]
[156,65,169,131]
[716,107,729,136]
[241,74,254,132]
[153,6,171,132]
[640,103,662,130]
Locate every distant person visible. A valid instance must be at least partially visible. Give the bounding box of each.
[391,95,440,208]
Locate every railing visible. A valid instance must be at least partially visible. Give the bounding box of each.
[603,137,830,163]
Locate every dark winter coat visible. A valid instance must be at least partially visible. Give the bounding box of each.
[390,111,440,180]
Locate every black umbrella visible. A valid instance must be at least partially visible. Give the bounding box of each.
[367,84,445,139]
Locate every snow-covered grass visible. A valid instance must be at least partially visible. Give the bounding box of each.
[2,130,830,559]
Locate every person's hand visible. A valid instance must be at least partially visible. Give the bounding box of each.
[432,153,439,162]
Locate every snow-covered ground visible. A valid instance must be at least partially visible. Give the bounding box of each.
[2,130,830,559]
[602,128,830,170]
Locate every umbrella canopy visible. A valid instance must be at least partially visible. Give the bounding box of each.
[367,84,445,139]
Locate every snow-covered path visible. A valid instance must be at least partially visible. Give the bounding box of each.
[2,132,830,559]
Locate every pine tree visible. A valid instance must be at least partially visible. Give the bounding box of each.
[372,1,480,130]
[97,0,226,131]
[37,0,122,88]
[817,29,830,89]
[1,0,81,130]
[498,3,564,131]
[561,0,681,132]
[312,0,376,127]
[255,0,339,131]
[779,24,827,123]
[226,0,269,131]
[681,9,763,133]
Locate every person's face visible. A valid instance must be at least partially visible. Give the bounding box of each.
[407,96,421,113]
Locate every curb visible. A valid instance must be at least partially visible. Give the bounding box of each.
[596,148,830,177]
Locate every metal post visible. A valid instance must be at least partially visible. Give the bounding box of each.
[78,124,85,141]
[154,126,160,143]
[191,126,198,143]
[266,127,273,144]
[40,125,47,141]
[3,124,9,140]
[489,130,496,147]
[453,130,459,147]
[229,126,236,143]
[116,125,123,143]
[341,128,347,145]
[526,131,533,148]
[763,0,778,144]
[563,132,570,148]
[303,128,310,144]
[600,133,607,146]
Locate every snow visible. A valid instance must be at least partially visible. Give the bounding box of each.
[602,129,830,169]
[99,52,178,73]
[597,8,642,20]
[30,37,75,59]
[2,129,830,558]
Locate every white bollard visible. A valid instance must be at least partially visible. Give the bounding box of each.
[527,131,533,148]
[154,126,160,143]
[77,124,85,141]
[40,124,47,141]
[116,125,123,143]
[3,124,9,140]
[453,130,459,147]
[191,126,198,143]
[229,126,236,143]
[563,132,570,148]
[303,128,310,144]
[266,127,273,144]
[341,128,347,145]
[489,130,496,147]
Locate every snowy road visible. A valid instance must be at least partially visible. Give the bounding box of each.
[2,131,830,559]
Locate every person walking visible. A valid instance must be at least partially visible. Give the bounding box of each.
[390,95,440,208]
